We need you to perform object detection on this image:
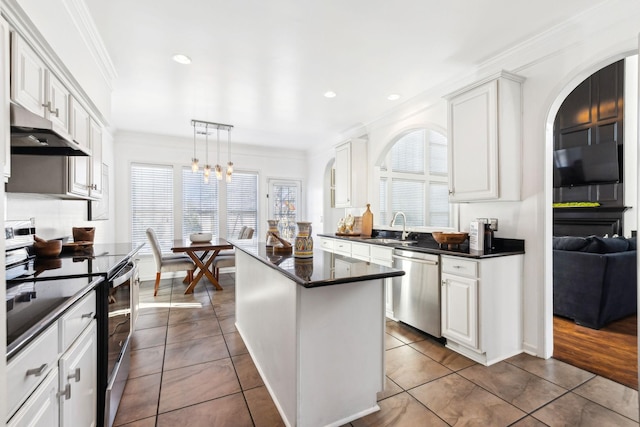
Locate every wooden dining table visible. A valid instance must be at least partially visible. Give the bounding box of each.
[171,238,234,294]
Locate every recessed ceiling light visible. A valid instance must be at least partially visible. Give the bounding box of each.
[172,54,192,65]
[324,91,337,98]
[387,94,401,101]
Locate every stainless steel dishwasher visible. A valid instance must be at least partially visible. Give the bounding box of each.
[392,249,441,337]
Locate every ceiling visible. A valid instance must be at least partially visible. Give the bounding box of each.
[83,0,608,150]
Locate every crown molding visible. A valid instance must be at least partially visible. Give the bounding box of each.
[62,0,117,86]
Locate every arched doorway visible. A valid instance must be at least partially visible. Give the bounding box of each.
[544,53,638,389]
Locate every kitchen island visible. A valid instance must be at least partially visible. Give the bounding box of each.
[231,239,405,427]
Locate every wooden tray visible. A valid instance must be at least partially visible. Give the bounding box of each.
[62,241,94,252]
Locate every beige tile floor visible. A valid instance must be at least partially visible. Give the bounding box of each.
[114,273,640,427]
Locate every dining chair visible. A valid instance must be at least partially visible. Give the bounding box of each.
[212,227,254,280]
[146,228,196,296]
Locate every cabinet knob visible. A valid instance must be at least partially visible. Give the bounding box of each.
[26,363,48,377]
[53,107,59,117]
[41,101,52,111]
[81,312,94,319]
[68,367,81,382]
[58,384,71,400]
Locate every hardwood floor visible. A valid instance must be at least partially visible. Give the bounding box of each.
[553,314,638,390]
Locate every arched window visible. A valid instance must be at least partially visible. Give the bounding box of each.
[378,129,450,228]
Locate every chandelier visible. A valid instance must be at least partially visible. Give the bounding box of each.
[191,119,234,183]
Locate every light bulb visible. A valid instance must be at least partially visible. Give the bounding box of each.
[226,169,232,183]
[204,164,211,177]
[226,161,233,174]
[191,158,199,172]
[203,174,209,184]
[215,164,223,180]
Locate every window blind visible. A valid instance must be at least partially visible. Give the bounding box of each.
[226,172,258,237]
[182,168,219,238]
[429,182,450,227]
[131,163,174,254]
[391,130,425,174]
[391,179,424,227]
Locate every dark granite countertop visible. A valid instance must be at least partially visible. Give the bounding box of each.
[230,239,405,288]
[317,232,525,259]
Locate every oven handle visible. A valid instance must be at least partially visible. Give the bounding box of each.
[111,262,136,288]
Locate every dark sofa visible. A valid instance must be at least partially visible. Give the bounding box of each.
[553,235,637,329]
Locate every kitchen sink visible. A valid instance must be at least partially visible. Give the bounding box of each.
[364,238,417,246]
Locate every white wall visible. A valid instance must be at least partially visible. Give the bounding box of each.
[307,0,640,358]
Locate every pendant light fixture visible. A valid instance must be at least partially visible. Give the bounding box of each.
[215,127,223,180]
[226,128,233,182]
[203,124,211,183]
[190,119,234,183]
[191,124,199,172]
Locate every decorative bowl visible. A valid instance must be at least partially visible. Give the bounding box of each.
[34,239,62,257]
[190,232,212,243]
[72,227,95,243]
[431,231,469,246]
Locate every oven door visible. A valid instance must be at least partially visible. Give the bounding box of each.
[104,261,137,427]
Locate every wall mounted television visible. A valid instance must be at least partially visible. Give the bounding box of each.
[553,142,621,188]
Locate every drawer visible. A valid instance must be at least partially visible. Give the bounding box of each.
[59,291,96,352]
[351,242,370,260]
[7,322,59,419]
[441,256,478,277]
[370,245,393,264]
[334,240,352,256]
[319,237,334,252]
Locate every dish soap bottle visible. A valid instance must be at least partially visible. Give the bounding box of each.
[362,204,373,237]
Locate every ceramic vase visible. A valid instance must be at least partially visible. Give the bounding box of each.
[294,221,313,258]
[266,219,280,247]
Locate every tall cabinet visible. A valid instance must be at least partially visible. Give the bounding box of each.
[334,138,367,208]
[1,16,10,182]
[445,71,524,202]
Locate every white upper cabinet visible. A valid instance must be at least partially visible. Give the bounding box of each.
[334,138,368,208]
[89,119,103,199]
[10,32,46,116]
[1,16,10,182]
[46,73,71,139]
[446,71,524,202]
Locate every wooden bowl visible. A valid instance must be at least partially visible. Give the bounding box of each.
[73,227,95,243]
[431,231,469,246]
[34,239,62,257]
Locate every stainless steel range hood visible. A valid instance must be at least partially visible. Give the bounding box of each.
[10,103,90,156]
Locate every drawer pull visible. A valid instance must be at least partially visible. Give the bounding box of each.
[81,312,94,319]
[58,384,71,400]
[68,368,81,382]
[26,363,48,377]
[453,265,463,269]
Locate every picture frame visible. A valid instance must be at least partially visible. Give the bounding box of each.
[88,164,109,221]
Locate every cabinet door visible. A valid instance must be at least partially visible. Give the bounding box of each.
[448,80,498,201]
[8,368,60,427]
[1,17,10,182]
[89,120,102,198]
[47,73,71,139]
[441,272,478,350]
[334,142,351,207]
[10,32,46,117]
[59,321,97,427]
[70,98,90,151]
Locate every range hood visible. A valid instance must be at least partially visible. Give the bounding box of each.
[10,103,90,156]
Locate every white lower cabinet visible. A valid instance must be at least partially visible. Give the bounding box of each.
[59,321,97,427]
[8,367,60,427]
[7,291,98,427]
[441,254,523,365]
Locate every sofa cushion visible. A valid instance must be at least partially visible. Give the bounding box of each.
[582,236,629,253]
[552,236,590,251]
[629,237,637,250]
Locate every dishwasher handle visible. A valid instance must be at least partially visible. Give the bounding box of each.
[392,254,438,265]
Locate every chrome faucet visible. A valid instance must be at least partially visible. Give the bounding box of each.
[390,211,409,240]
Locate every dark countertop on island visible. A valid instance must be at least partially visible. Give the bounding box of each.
[230,239,405,288]
[318,232,525,259]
